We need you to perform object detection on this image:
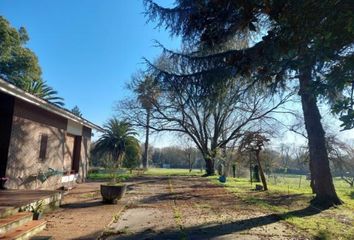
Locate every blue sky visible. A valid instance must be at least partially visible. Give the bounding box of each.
[0,0,179,132]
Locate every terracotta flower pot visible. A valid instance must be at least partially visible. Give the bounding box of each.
[100,184,127,204]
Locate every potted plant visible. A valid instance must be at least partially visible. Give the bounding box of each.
[92,118,139,204]
[26,200,44,220]
[100,182,127,204]
[99,157,128,204]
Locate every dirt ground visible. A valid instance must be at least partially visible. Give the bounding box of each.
[39,176,309,239]
[102,176,308,240]
[41,181,130,239]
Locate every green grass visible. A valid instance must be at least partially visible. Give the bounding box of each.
[144,168,203,176]
[209,175,354,239]
[87,167,202,180]
[87,170,132,181]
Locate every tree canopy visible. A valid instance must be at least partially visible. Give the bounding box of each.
[144,0,354,207]
[145,0,354,125]
[23,80,65,106]
[92,118,139,169]
[0,16,42,88]
[0,16,64,106]
[71,105,83,117]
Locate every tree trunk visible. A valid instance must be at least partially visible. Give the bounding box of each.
[205,156,215,176]
[232,164,236,178]
[309,158,316,194]
[142,109,150,169]
[188,152,192,172]
[255,150,268,191]
[299,66,342,207]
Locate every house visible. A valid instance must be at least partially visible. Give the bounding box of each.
[0,78,102,190]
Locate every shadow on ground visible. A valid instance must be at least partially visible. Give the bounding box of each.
[71,230,103,240]
[60,199,105,209]
[254,193,309,206]
[108,205,321,240]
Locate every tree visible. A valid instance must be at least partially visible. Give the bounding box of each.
[23,80,64,106]
[92,118,138,179]
[71,105,83,117]
[239,132,270,191]
[128,72,160,169]
[326,135,354,187]
[0,16,41,88]
[279,144,292,173]
[150,146,188,168]
[260,148,282,175]
[123,139,141,172]
[183,146,198,173]
[144,0,353,207]
[0,16,64,106]
[147,74,290,175]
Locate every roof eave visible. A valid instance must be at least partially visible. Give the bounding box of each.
[0,79,103,132]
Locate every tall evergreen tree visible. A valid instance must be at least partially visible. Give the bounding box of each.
[144,0,354,207]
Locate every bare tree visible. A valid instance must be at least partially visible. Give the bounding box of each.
[239,132,270,191]
[326,135,354,187]
[290,119,354,188]
[178,137,198,172]
[279,143,291,173]
[147,76,292,175]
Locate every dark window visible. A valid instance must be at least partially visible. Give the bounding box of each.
[72,136,81,173]
[39,134,48,160]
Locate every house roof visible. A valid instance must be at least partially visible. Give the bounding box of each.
[0,78,103,132]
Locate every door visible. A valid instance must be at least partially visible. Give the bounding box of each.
[72,136,81,173]
[0,93,14,181]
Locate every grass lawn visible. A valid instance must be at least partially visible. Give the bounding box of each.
[87,169,132,181]
[87,168,203,180]
[144,168,203,176]
[210,174,354,239]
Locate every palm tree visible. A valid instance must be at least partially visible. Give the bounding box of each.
[132,74,160,169]
[93,118,139,177]
[23,80,65,106]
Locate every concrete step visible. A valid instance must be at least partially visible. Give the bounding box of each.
[0,212,33,235]
[0,220,46,240]
[0,208,19,219]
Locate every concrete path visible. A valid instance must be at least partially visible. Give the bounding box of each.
[103,176,306,240]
